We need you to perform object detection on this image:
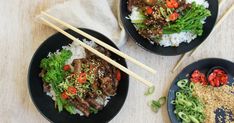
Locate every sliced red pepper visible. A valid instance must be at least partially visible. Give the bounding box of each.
[169,12,179,21]
[220,74,228,84]
[166,1,174,8]
[214,78,220,87]
[63,65,71,71]
[68,86,77,95]
[208,69,228,87]
[191,70,200,78]
[146,6,153,15]
[200,74,207,85]
[208,73,216,82]
[172,1,179,8]
[61,91,69,99]
[166,0,179,8]
[190,69,207,85]
[116,69,121,81]
[77,72,87,84]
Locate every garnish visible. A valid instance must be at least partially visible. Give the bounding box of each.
[144,86,155,96]
[172,79,205,123]
[149,96,166,112]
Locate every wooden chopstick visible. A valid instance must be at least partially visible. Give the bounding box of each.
[41,12,157,75]
[172,1,231,72]
[40,17,154,87]
[172,53,188,72]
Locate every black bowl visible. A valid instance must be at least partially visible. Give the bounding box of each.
[120,0,218,56]
[167,58,234,123]
[28,28,129,123]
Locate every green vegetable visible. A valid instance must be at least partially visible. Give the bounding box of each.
[65,105,77,114]
[40,49,72,112]
[130,9,146,24]
[89,107,98,114]
[172,79,205,123]
[177,79,188,89]
[149,96,166,113]
[163,2,211,36]
[40,49,72,84]
[160,7,167,18]
[144,86,155,96]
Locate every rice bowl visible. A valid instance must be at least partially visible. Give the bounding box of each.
[128,0,211,47]
[28,28,129,123]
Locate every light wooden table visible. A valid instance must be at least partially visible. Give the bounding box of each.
[0,0,234,123]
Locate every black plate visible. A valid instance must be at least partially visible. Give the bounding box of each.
[28,28,129,123]
[167,58,234,123]
[120,0,218,56]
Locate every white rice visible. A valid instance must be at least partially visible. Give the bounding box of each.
[186,0,209,8]
[46,40,110,116]
[129,0,209,47]
[159,31,197,47]
[62,41,86,64]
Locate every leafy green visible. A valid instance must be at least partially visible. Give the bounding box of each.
[172,79,205,123]
[40,49,72,84]
[40,49,72,112]
[163,2,211,36]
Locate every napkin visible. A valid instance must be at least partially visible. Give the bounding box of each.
[38,0,127,47]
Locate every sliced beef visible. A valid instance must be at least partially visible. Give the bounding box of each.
[100,77,117,96]
[86,98,103,110]
[72,59,83,73]
[76,106,90,117]
[69,97,91,117]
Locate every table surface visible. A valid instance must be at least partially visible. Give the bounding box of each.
[0,0,234,123]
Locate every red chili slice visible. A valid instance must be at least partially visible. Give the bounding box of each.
[116,69,121,81]
[77,72,87,84]
[61,91,69,99]
[169,12,179,21]
[146,6,153,15]
[68,86,77,95]
[63,65,71,71]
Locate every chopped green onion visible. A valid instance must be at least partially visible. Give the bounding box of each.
[96,90,102,95]
[172,79,205,123]
[149,96,166,113]
[144,86,155,96]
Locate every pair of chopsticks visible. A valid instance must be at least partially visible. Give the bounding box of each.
[40,12,156,87]
[172,1,234,72]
